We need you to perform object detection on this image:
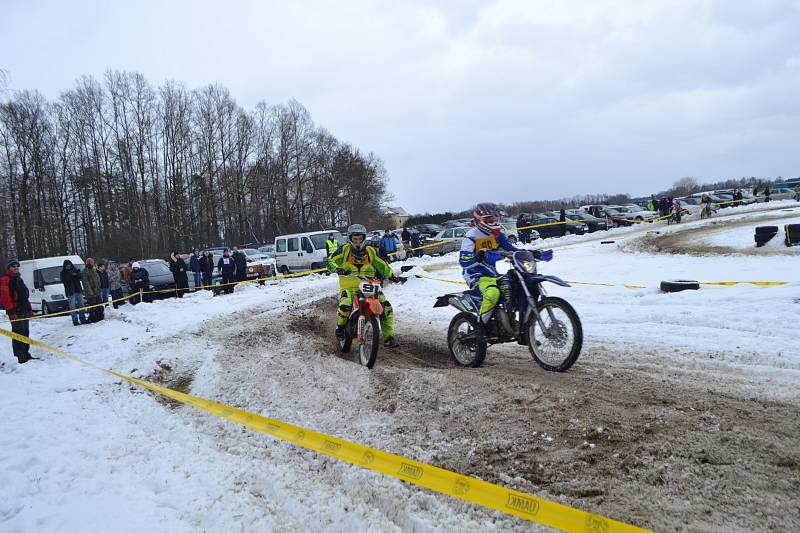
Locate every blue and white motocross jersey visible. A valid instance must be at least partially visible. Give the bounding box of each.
[459,227,517,287]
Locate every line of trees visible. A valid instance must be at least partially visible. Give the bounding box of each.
[0,70,390,261]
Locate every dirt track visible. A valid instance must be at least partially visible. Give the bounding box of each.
[626,208,800,256]
[185,295,800,532]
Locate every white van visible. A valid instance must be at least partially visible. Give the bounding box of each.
[19,255,85,314]
[274,230,346,274]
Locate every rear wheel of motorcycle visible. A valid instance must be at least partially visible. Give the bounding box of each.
[358,316,380,369]
[447,312,487,368]
[527,297,582,372]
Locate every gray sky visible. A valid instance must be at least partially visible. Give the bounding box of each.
[2,0,799,213]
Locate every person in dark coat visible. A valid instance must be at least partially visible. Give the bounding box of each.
[659,197,670,218]
[129,262,150,304]
[401,227,411,245]
[764,185,771,202]
[199,249,214,290]
[189,249,201,290]
[82,257,104,322]
[231,246,247,282]
[516,213,530,244]
[409,228,421,257]
[217,249,237,294]
[98,261,110,306]
[559,209,567,237]
[60,259,87,326]
[169,251,190,298]
[1,260,34,363]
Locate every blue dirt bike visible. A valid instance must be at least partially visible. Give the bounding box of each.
[434,249,583,371]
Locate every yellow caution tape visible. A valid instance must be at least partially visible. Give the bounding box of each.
[416,273,790,290]
[7,292,139,323]
[0,326,650,533]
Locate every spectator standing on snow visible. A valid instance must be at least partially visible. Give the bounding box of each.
[516,213,530,244]
[123,258,134,289]
[764,185,771,202]
[647,195,656,211]
[108,260,124,308]
[658,197,669,218]
[409,227,421,257]
[97,261,110,306]
[401,227,410,246]
[1,260,34,363]
[81,258,103,323]
[559,209,567,237]
[199,249,214,290]
[129,262,149,304]
[379,229,397,262]
[189,249,201,290]
[218,249,236,294]
[169,251,189,298]
[753,185,759,197]
[231,246,247,283]
[60,259,87,326]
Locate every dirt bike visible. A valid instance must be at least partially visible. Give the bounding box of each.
[434,249,582,372]
[336,271,408,369]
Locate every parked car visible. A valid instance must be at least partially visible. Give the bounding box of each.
[423,227,469,255]
[18,255,85,315]
[241,249,276,282]
[560,211,611,232]
[274,230,346,275]
[529,215,588,237]
[413,224,445,239]
[135,259,179,300]
[257,244,277,259]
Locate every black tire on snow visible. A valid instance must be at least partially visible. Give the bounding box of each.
[660,280,700,293]
[527,296,583,372]
[754,233,776,246]
[447,312,487,368]
[754,225,779,235]
[785,224,800,246]
[600,240,615,244]
[358,316,380,369]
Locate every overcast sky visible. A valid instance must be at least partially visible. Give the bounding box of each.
[2,0,799,213]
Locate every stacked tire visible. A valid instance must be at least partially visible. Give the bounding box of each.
[786,224,800,247]
[754,226,778,247]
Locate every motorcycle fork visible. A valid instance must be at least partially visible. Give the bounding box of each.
[516,271,554,332]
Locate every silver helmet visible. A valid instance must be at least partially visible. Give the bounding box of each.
[347,223,368,252]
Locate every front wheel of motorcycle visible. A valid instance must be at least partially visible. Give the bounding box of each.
[527,297,582,372]
[447,312,487,368]
[358,316,380,369]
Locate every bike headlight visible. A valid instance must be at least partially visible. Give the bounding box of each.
[521,260,537,274]
[51,294,65,301]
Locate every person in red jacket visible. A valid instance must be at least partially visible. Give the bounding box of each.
[1,259,34,363]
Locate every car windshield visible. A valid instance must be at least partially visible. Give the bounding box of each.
[141,262,170,276]
[259,245,274,252]
[39,266,67,286]
[242,249,259,255]
[310,233,338,250]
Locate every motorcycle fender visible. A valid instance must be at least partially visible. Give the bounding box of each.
[433,294,451,308]
[530,275,571,287]
[368,299,383,316]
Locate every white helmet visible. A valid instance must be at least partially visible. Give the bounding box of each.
[132,262,141,269]
[347,224,368,252]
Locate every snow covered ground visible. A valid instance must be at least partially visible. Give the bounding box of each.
[1,201,799,532]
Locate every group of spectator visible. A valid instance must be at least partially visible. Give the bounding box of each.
[60,258,108,325]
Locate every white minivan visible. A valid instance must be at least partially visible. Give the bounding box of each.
[19,255,85,315]
[274,230,345,274]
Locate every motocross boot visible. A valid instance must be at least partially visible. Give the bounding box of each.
[335,325,346,340]
[384,336,399,348]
